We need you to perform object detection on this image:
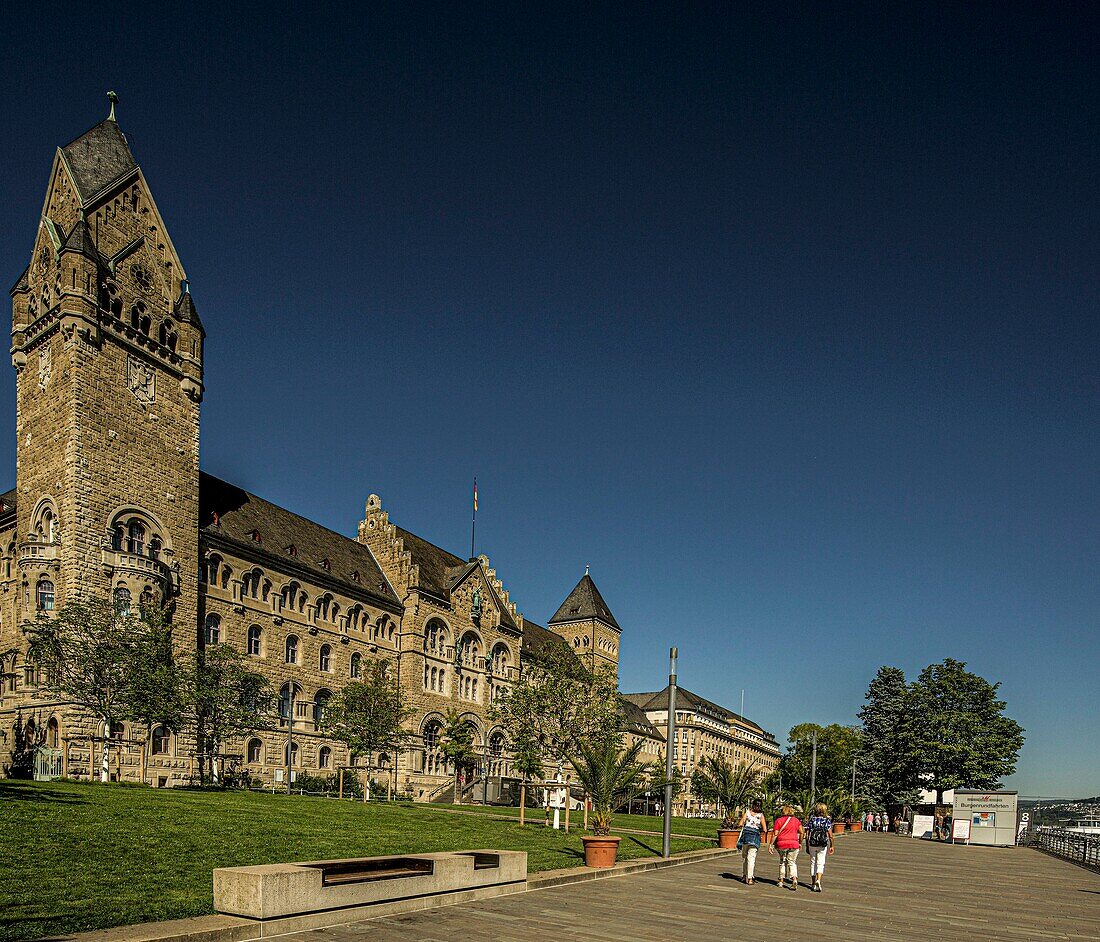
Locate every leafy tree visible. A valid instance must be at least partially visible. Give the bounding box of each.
[190,643,276,785]
[439,709,479,804]
[126,603,188,783]
[319,659,414,800]
[897,658,1024,804]
[569,737,654,835]
[778,723,863,796]
[690,757,764,829]
[489,641,623,783]
[24,596,182,782]
[511,731,545,825]
[858,666,918,805]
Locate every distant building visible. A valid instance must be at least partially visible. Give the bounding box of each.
[624,687,781,815]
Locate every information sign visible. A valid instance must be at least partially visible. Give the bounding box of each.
[972,812,995,828]
[952,818,971,843]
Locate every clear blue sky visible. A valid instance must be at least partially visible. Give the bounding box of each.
[2,3,1097,797]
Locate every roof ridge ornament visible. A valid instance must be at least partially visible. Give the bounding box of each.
[107,91,118,122]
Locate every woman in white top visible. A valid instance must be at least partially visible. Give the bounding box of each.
[736,799,769,885]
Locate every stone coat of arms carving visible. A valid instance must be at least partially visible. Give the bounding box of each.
[127,355,156,404]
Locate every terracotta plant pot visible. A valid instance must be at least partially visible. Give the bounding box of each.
[850,822,862,832]
[582,835,622,868]
[717,828,740,848]
[832,822,846,834]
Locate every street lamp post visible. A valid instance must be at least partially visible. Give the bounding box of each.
[662,647,678,859]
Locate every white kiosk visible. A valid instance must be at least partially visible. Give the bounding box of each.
[952,790,1018,846]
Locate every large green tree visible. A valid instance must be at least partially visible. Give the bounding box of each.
[489,641,623,782]
[319,659,414,800]
[777,723,863,796]
[189,643,276,785]
[897,658,1024,804]
[857,666,917,805]
[439,709,479,804]
[24,597,184,783]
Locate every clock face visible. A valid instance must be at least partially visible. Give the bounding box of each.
[131,263,152,294]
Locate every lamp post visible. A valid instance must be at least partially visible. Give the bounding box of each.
[662,647,678,859]
[809,728,817,804]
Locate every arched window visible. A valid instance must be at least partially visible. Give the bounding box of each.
[285,634,299,664]
[318,746,332,770]
[150,726,170,755]
[242,569,263,599]
[281,581,299,610]
[330,602,340,622]
[114,585,132,616]
[278,682,301,723]
[350,652,362,678]
[423,721,442,752]
[488,731,505,775]
[220,565,232,590]
[247,624,262,656]
[149,535,162,561]
[36,579,55,611]
[204,614,221,645]
[459,633,480,668]
[319,644,332,672]
[425,619,448,657]
[247,738,263,764]
[284,741,300,767]
[317,594,332,621]
[127,520,146,555]
[47,717,59,749]
[206,555,222,585]
[313,690,331,726]
[348,606,363,631]
[491,643,509,676]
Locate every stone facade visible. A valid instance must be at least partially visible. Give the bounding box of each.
[623,687,782,815]
[0,105,661,796]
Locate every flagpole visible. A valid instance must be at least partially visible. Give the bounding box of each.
[470,477,477,559]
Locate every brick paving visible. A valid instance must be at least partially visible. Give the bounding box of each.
[280,834,1100,941]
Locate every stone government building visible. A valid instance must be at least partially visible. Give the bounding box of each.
[0,102,775,799]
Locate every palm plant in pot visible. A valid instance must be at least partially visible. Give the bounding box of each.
[826,787,850,833]
[569,736,655,867]
[689,756,763,848]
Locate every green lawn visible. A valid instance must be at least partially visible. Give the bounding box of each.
[0,781,711,942]
[433,802,723,838]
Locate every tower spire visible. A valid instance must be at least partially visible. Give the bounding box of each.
[106,90,118,122]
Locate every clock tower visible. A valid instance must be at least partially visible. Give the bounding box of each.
[9,96,204,634]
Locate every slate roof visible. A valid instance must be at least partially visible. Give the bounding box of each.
[621,697,665,742]
[393,525,518,630]
[548,572,621,631]
[10,267,29,295]
[0,488,16,527]
[60,215,104,263]
[520,618,574,662]
[199,472,401,612]
[60,120,138,204]
[624,686,776,741]
[174,287,204,331]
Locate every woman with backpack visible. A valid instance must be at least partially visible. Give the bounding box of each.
[736,798,769,884]
[805,802,835,892]
[769,804,805,890]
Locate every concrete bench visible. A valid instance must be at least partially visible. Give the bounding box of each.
[213,850,527,934]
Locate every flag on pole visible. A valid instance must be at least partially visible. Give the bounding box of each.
[473,478,478,513]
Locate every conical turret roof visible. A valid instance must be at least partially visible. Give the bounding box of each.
[548,572,621,631]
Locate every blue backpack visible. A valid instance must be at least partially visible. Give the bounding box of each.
[808,817,831,847]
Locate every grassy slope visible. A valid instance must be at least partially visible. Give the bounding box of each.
[0,781,710,942]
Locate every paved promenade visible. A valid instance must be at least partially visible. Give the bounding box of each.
[290,834,1099,941]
